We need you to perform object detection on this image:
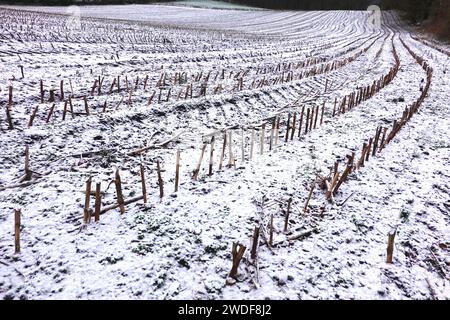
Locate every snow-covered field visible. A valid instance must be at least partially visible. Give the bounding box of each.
[0,3,449,300]
[164,0,262,10]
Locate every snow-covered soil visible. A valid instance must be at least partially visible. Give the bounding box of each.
[0,5,449,300]
[163,0,263,11]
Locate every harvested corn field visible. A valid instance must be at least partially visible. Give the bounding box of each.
[0,2,449,300]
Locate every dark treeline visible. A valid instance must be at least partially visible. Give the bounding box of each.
[381,0,449,39]
[224,0,375,10]
[381,0,443,23]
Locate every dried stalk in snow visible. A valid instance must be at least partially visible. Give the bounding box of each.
[386,227,397,263]
[378,127,388,152]
[305,108,310,134]
[372,126,382,157]
[45,104,55,123]
[40,80,44,103]
[288,228,317,241]
[285,113,291,142]
[333,154,354,195]
[23,145,32,182]
[250,226,260,260]
[192,144,207,180]
[83,96,90,116]
[365,138,373,162]
[156,160,164,198]
[229,242,246,279]
[140,164,147,204]
[303,179,316,213]
[84,177,92,223]
[114,170,125,214]
[175,149,180,192]
[290,112,296,140]
[5,102,14,130]
[326,171,340,201]
[284,198,292,232]
[128,131,184,156]
[100,196,144,215]
[314,105,319,129]
[208,137,215,176]
[357,142,368,169]
[298,106,304,138]
[28,105,39,128]
[269,214,274,247]
[14,209,21,254]
[320,102,325,125]
[332,97,337,117]
[94,182,101,222]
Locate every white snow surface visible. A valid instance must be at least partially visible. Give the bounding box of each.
[164,0,262,10]
[0,5,449,300]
